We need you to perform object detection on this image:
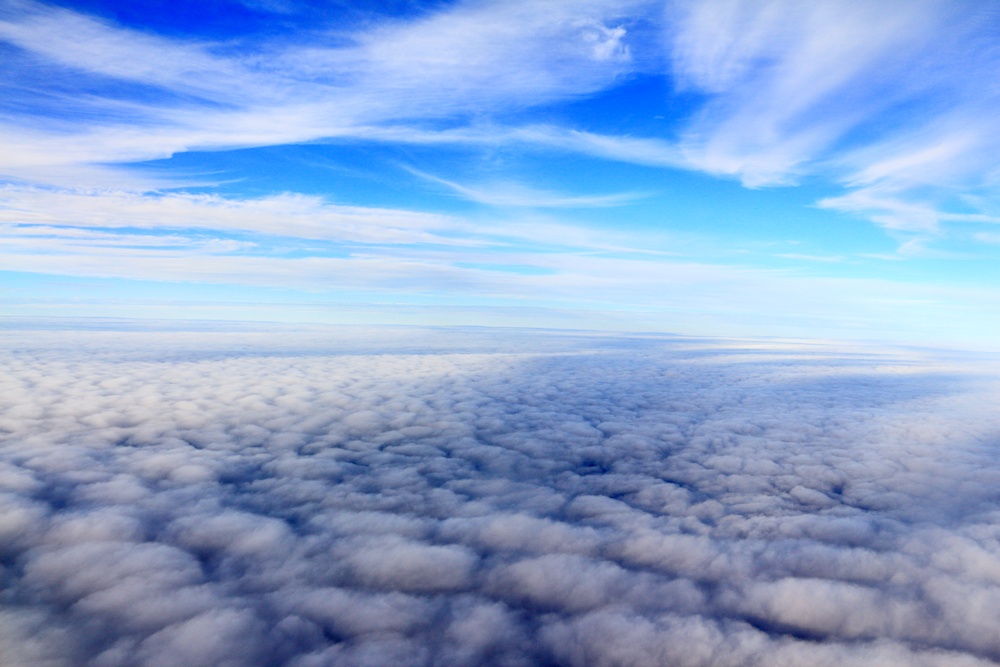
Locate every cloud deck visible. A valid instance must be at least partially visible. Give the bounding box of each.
[3,325,1000,666]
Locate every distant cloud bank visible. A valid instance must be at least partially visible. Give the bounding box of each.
[3,324,1000,666]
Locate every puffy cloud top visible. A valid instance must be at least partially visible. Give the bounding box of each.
[3,324,1000,666]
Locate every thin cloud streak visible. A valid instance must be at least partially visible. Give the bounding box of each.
[0,186,476,246]
[405,168,650,208]
[0,185,671,254]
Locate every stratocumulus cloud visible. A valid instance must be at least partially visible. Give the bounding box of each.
[3,324,1000,666]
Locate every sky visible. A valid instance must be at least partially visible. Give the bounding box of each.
[8,4,1000,664]
[3,0,1000,344]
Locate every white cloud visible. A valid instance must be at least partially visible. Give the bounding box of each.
[0,2,260,102]
[0,186,472,245]
[2,325,1000,664]
[405,167,649,208]
[2,0,1000,341]
[667,0,945,185]
[343,0,640,113]
[0,0,650,188]
[2,0,998,242]
[4,220,1000,345]
[664,0,1000,235]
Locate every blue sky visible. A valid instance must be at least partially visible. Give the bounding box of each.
[2,0,1000,346]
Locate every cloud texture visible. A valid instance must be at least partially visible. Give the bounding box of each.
[5,0,999,235]
[3,324,1000,666]
[666,0,1000,232]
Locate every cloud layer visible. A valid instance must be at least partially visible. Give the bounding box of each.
[3,324,1000,665]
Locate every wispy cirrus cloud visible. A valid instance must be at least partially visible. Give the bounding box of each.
[0,186,472,245]
[1,0,999,344]
[0,0,650,186]
[5,0,996,242]
[0,1,260,103]
[321,123,687,170]
[405,168,650,208]
[667,0,945,186]
[664,0,1000,235]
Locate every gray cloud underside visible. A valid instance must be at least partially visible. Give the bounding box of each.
[3,325,1000,666]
